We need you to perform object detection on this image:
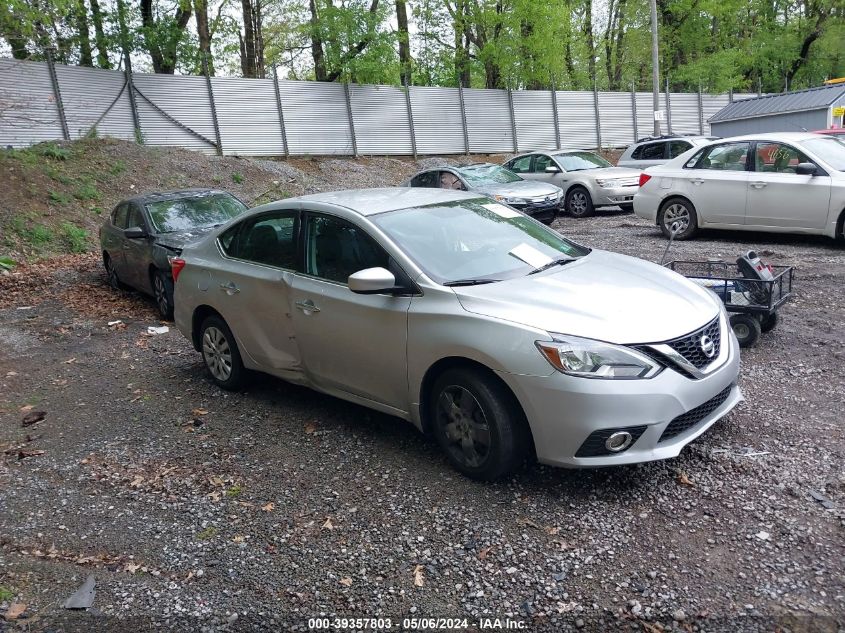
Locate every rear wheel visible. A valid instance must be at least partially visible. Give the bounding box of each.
[200,315,246,390]
[104,254,128,290]
[153,270,174,320]
[658,198,698,240]
[730,314,762,348]
[566,187,594,218]
[760,311,779,333]
[430,368,529,481]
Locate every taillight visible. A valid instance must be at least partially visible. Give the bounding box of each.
[169,257,186,282]
[638,173,652,187]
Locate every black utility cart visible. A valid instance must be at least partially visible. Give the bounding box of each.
[664,253,794,348]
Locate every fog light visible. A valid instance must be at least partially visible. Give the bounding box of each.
[605,431,633,453]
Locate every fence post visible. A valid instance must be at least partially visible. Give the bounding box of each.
[665,77,672,135]
[593,80,602,150]
[124,64,142,144]
[403,80,417,159]
[457,84,470,155]
[507,88,518,153]
[45,48,70,141]
[697,85,704,134]
[550,83,561,150]
[728,88,734,103]
[202,55,223,156]
[272,66,289,157]
[631,82,638,142]
[343,82,358,157]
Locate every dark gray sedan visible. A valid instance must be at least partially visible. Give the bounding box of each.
[99,189,247,318]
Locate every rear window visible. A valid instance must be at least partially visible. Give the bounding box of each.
[633,142,665,160]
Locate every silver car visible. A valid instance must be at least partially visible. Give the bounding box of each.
[404,163,562,224]
[503,151,642,218]
[172,188,742,480]
[617,135,717,170]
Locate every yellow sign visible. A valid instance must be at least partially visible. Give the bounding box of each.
[833,106,845,117]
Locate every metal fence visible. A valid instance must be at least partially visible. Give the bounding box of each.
[0,57,757,157]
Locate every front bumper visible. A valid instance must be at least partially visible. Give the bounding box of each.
[594,185,638,207]
[510,198,561,220]
[497,326,742,467]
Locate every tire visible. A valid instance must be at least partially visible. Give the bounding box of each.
[199,315,247,390]
[152,269,175,320]
[658,197,698,240]
[619,203,634,212]
[565,187,594,218]
[104,254,129,291]
[760,311,779,333]
[730,314,762,348]
[429,367,529,481]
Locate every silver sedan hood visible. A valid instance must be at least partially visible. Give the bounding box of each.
[472,180,561,198]
[452,250,720,345]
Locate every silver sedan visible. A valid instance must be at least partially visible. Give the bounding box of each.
[172,188,742,480]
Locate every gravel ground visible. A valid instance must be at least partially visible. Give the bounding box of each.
[1,200,843,632]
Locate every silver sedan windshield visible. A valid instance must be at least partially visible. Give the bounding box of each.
[372,198,589,284]
[800,137,845,171]
[457,165,522,185]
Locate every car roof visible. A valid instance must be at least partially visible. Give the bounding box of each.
[633,134,714,143]
[708,132,823,143]
[124,188,228,205]
[288,187,482,216]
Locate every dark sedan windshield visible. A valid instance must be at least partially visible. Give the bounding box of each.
[146,194,247,233]
[456,165,523,185]
[554,152,612,171]
[372,198,589,284]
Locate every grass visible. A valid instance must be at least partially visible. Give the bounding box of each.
[109,160,127,176]
[37,142,71,161]
[0,256,15,271]
[231,172,244,184]
[11,217,53,246]
[225,485,242,498]
[60,222,89,253]
[73,181,101,201]
[44,166,74,185]
[0,585,15,602]
[196,527,218,540]
[49,191,73,205]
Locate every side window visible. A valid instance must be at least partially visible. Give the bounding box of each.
[684,148,706,168]
[668,140,692,158]
[533,155,555,172]
[754,142,810,174]
[439,171,465,190]
[126,205,146,230]
[222,211,299,269]
[112,204,128,229]
[639,142,667,161]
[508,155,533,173]
[691,142,750,171]
[305,215,389,284]
[410,172,438,188]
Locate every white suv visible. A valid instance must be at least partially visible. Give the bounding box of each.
[618,135,717,170]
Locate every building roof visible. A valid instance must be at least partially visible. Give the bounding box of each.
[710,84,845,123]
[292,187,480,216]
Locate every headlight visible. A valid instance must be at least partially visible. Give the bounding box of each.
[536,334,662,379]
[595,178,620,188]
[494,194,524,204]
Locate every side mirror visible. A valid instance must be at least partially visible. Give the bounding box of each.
[124,226,147,239]
[544,165,561,173]
[795,162,817,176]
[348,267,397,295]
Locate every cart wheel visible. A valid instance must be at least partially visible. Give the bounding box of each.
[730,314,762,348]
[760,312,779,333]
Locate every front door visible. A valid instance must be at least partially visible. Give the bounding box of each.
[123,203,152,290]
[289,212,411,411]
[677,141,751,226]
[746,141,832,230]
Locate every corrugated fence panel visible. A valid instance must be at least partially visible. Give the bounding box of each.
[55,64,135,141]
[635,92,674,138]
[212,76,284,156]
[280,80,353,155]
[669,92,701,135]
[556,91,597,148]
[133,73,217,153]
[512,90,557,151]
[702,94,731,131]
[350,84,413,155]
[410,86,465,154]
[0,58,64,147]
[463,88,513,153]
[598,92,635,148]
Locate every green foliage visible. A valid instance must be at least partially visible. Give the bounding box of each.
[37,143,71,161]
[0,257,16,271]
[109,160,127,176]
[0,585,15,602]
[196,527,218,540]
[49,190,73,205]
[231,172,244,184]
[225,485,242,498]
[60,222,90,253]
[44,166,73,184]
[12,216,53,247]
[74,181,101,200]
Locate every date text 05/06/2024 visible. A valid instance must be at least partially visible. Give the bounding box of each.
[307,617,527,630]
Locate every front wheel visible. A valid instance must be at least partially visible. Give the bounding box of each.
[730,314,762,348]
[200,315,247,390]
[153,270,174,320]
[566,187,594,218]
[658,198,699,240]
[430,368,529,481]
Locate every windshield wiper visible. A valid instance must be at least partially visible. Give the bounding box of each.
[528,257,576,275]
[443,278,501,287]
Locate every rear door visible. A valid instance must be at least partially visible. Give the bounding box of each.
[745,141,831,230]
[676,141,751,226]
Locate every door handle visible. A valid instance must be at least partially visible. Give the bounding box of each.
[219,282,240,295]
[295,299,320,314]
[690,178,705,185]
[750,181,767,189]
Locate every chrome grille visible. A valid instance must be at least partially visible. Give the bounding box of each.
[666,317,721,370]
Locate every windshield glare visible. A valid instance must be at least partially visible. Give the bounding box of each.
[801,137,845,171]
[372,198,589,284]
[554,152,612,171]
[146,194,247,233]
[457,165,523,185]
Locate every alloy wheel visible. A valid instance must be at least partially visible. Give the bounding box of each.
[436,385,491,469]
[569,191,588,215]
[154,275,169,316]
[663,203,690,233]
[105,259,119,290]
[202,326,233,381]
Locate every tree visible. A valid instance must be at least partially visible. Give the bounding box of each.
[395,0,411,85]
[139,0,193,74]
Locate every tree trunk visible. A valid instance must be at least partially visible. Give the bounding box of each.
[253,0,265,78]
[140,0,191,74]
[241,0,256,77]
[395,0,411,85]
[195,0,213,75]
[89,0,111,68]
[584,0,595,81]
[308,0,327,81]
[453,0,470,87]
[76,0,93,66]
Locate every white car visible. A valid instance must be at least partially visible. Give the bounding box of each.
[634,132,845,240]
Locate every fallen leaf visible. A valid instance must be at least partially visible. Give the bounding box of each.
[677,472,694,486]
[544,526,561,535]
[233,535,244,543]
[129,475,145,488]
[304,421,318,435]
[413,564,425,587]
[21,410,47,427]
[18,449,44,460]
[478,545,495,560]
[322,517,334,530]
[192,408,209,417]
[4,603,26,620]
[262,502,275,513]
[208,476,224,487]
[64,358,76,364]
[124,562,142,573]
[517,517,542,529]
[339,577,353,587]
[19,404,33,412]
